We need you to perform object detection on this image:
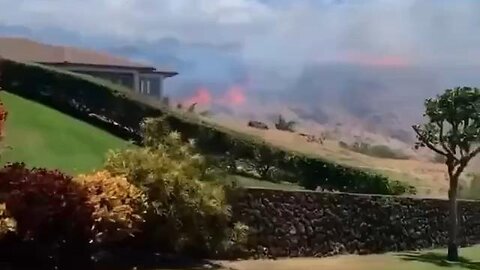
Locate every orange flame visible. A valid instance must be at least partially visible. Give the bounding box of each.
[220,85,247,106]
[183,85,248,107]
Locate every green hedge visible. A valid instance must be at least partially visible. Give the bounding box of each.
[0,59,415,195]
[0,59,166,141]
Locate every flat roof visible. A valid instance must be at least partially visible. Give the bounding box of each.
[0,37,176,74]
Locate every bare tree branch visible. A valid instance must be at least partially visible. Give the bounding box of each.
[412,125,449,157]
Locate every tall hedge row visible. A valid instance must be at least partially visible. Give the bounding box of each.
[0,59,161,141]
[0,59,415,195]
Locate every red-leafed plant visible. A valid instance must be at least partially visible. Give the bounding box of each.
[0,163,93,244]
[0,163,96,268]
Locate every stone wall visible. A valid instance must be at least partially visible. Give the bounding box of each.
[231,188,480,258]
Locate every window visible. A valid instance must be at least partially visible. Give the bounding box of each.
[146,80,151,95]
[140,80,145,93]
[140,79,151,95]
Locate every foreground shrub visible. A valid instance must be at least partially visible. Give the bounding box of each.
[0,163,92,243]
[105,121,247,256]
[75,170,148,244]
[0,203,16,239]
[0,163,94,268]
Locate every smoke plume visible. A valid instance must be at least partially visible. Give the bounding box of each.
[3,0,480,143]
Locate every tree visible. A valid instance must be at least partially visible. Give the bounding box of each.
[274,114,296,132]
[412,87,480,261]
[252,145,281,180]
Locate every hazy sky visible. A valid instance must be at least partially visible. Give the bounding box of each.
[2,0,480,67]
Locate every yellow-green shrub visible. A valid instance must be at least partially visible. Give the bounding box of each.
[75,170,147,244]
[105,123,247,256]
[0,203,16,239]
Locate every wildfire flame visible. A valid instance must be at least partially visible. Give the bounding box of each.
[183,87,212,106]
[220,86,246,106]
[183,85,247,107]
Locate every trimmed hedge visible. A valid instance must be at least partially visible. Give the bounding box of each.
[0,59,415,195]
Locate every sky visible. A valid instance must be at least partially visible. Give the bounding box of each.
[1,0,480,137]
[3,0,480,65]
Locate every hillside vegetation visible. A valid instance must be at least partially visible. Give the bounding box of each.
[0,59,414,195]
[1,91,127,173]
[212,117,447,196]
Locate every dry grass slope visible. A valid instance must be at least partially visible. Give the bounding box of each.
[211,116,479,197]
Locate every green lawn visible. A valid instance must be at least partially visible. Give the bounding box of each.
[219,246,480,270]
[1,91,128,174]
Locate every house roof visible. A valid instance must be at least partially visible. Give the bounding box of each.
[0,37,177,75]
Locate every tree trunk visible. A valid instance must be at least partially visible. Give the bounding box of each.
[447,175,459,261]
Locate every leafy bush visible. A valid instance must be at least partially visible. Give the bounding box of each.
[0,163,93,243]
[288,155,416,195]
[368,145,409,159]
[340,141,409,160]
[105,121,247,256]
[0,163,95,268]
[338,141,349,149]
[75,170,148,244]
[251,145,282,180]
[274,115,296,132]
[0,203,16,239]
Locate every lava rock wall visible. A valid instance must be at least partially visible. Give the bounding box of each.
[232,188,480,258]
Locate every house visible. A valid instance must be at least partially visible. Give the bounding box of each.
[0,37,177,98]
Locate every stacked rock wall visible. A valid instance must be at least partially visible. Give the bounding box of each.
[232,188,480,258]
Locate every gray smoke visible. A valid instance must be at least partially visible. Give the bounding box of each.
[2,0,480,140]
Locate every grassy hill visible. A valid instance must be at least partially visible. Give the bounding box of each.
[1,91,128,174]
